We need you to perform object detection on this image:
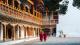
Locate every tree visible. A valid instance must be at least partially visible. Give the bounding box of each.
[44,0,69,14]
[73,0,80,9]
[44,0,62,11]
[59,0,69,14]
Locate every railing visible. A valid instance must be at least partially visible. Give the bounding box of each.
[42,19,56,25]
[0,2,42,25]
[50,19,57,25]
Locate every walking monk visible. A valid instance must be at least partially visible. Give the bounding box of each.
[39,31,43,42]
[43,32,47,41]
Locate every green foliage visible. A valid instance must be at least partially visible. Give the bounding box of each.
[44,0,69,14]
[59,0,69,14]
[59,4,68,14]
[73,0,80,9]
[44,0,62,11]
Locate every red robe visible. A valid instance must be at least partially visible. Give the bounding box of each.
[43,33,47,41]
[39,32,43,41]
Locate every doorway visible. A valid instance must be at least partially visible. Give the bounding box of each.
[6,24,13,39]
[52,28,56,36]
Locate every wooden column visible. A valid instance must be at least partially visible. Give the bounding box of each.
[28,27,30,37]
[18,3,21,10]
[33,28,36,37]
[6,0,8,5]
[37,28,39,37]
[28,8,30,13]
[39,28,40,35]
[32,5,34,15]
[38,28,39,36]
[12,26,15,40]
[36,11,38,17]
[24,27,26,38]
[34,28,37,36]
[24,5,26,12]
[19,26,21,39]
[4,0,8,5]
[36,28,38,37]
[3,24,6,41]
[12,0,14,7]
[25,27,28,38]
[33,6,35,15]
[17,25,19,39]
[29,28,31,36]
[32,28,34,36]
[0,23,3,40]
[34,28,36,37]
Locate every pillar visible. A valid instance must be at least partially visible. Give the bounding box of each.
[36,11,38,17]
[31,28,33,36]
[19,26,21,39]
[25,27,28,38]
[3,24,6,41]
[33,28,35,37]
[20,26,25,39]
[34,28,37,37]
[38,28,40,36]
[28,8,30,13]
[6,0,8,5]
[1,23,3,40]
[0,23,3,40]
[12,26,15,40]
[33,6,35,15]
[29,27,33,37]
[18,3,21,10]
[24,26,26,38]
[12,0,14,7]
[36,28,38,37]
[29,27,31,37]
[32,5,34,15]
[28,27,30,37]
[39,28,40,35]
[16,25,19,39]
[32,28,34,37]
[0,23,1,40]
[4,0,8,5]
[46,11,48,22]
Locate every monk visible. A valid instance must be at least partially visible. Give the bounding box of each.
[43,32,47,41]
[39,32,43,42]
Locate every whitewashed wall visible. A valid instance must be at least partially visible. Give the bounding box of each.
[57,0,80,37]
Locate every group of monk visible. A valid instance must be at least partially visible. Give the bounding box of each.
[39,31,47,42]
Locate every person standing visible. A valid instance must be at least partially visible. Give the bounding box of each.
[39,31,43,42]
[43,32,47,41]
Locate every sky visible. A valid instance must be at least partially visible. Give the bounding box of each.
[57,0,80,37]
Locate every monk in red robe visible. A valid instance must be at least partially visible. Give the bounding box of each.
[39,32,43,42]
[43,32,47,41]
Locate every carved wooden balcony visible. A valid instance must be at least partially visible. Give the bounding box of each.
[0,2,42,25]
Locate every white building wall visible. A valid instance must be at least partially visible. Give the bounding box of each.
[57,0,80,37]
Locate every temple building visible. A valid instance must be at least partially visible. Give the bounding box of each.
[0,0,59,42]
[42,7,58,36]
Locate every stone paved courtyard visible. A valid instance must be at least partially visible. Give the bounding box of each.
[13,36,80,45]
